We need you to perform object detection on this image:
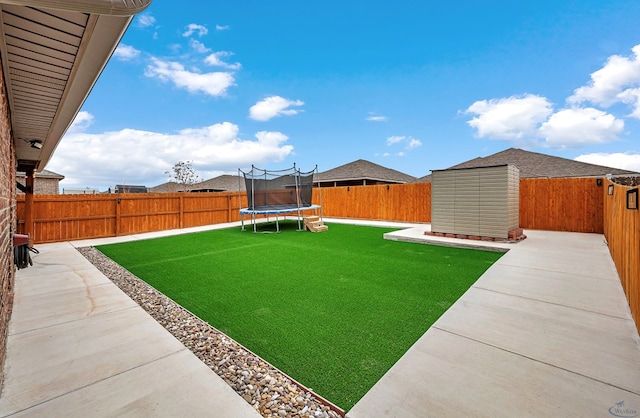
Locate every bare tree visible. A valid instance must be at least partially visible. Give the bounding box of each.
[165,160,201,192]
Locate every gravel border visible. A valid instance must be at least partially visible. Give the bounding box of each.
[78,246,344,418]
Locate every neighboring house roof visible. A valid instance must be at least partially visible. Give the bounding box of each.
[413,174,432,183]
[413,148,638,182]
[148,181,183,193]
[318,159,416,184]
[2,0,152,173]
[193,175,245,192]
[17,169,64,179]
[150,175,247,193]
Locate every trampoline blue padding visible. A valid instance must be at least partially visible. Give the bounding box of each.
[240,204,320,215]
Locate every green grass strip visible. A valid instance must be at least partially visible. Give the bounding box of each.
[97,222,502,409]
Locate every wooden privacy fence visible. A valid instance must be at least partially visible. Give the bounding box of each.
[18,177,607,243]
[17,192,245,243]
[603,180,640,334]
[316,182,431,223]
[519,177,604,233]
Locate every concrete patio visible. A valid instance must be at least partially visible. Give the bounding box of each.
[0,223,260,417]
[0,220,639,417]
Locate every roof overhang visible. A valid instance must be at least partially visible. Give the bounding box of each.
[0,0,152,172]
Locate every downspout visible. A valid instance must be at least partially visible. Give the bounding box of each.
[24,168,34,244]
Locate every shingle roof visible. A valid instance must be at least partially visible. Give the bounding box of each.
[193,175,245,192]
[318,159,416,183]
[413,148,638,182]
[413,174,432,183]
[149,175,246,192]
[16,169,64,179]
[148,181,183,193]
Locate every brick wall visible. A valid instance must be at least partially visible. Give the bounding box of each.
[16,175,60,194]
[0,59,16,390]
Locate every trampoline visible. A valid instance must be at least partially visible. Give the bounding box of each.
[239,164,322,232]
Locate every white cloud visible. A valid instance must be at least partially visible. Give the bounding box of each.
[144,57,235,97]
[189,39,211,54]
[168,43,182,54]
[386,135,405,145]
[48,115,294,189]
[366,112,387,122]
[204,51,241,70]
[113,44,140,61]
[407,138,422,149]
[464,44,640,150]
[136,13,156,28]
[67,111,93,134]
[539,108,624,148]
[568,44,640,117]
[183,23,208,37]
[618,87,640,118]
[574,152,640,172]
[216,24,230,31]
[249,96,304,121]
[465,94,553,140]
[386,135,422,150]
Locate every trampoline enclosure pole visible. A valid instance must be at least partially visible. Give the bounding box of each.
[295,165,302,230]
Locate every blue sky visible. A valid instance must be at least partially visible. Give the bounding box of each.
[48,0,640,190]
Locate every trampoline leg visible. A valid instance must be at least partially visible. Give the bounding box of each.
[276,214,280,232]
[241,214,245,231]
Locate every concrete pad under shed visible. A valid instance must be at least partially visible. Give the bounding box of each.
[383,224,512,252]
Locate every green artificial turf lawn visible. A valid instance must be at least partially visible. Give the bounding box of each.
[97,222,502,410]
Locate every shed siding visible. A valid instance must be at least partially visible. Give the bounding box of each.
[431,165,519,239]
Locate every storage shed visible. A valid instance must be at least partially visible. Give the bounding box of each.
[431,164,520,240]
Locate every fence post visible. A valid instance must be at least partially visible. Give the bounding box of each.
[179,194,184,229]
[115,195,121,236]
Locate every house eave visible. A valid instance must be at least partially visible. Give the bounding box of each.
[1,0,151,172]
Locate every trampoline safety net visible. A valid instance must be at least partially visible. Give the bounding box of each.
[238,164,321,232]
[241,165,315,211]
